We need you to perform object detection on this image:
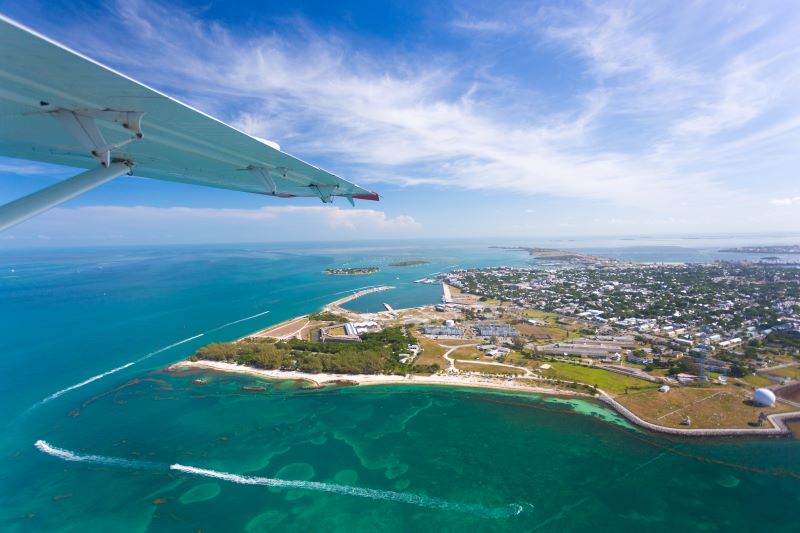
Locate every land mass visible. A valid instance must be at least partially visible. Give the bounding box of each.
[324,267,380,275]
[389,260,430,267]
[720,245,800,254]
[178,265,800,437]
[490,246,628,266]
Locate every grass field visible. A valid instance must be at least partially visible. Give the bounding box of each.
[516,323,571,341]
[520,309,558,320]
[738,373,774,388]
[325,325,347,336]
[616,386,796,429]
[763,365,800,380]
[449,345,483,360]
[538,362,659,395]
[437,338,476,346]
[415,336,447,366]
[455,362,524,375]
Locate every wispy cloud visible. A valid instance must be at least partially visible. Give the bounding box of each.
[0,159,54,175]
[73,204,419,230]
[771,197,800,206]
[9,0,800,231]
[4,204,420,244]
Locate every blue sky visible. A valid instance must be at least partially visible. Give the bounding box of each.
[2,0,800,246]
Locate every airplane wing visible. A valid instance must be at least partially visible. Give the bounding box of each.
[0,15,378,231]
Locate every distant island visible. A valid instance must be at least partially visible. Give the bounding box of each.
[720,245,800,254]
[389,260,430,267]
[490,246,625,266]
[324,267,379,275]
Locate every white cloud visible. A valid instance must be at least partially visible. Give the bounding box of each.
[3,204,420,244]
[10,0,800,231]
[33,0,728,207]
[82,204,418,229]
[0,160,54,175]
[771,197,800,206]
[451,18,512,33]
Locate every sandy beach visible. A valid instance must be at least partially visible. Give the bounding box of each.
[170,360,577,396]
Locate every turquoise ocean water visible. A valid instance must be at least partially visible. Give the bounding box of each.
[1,239,798,531]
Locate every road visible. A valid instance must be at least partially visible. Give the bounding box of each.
[439,342,532,376]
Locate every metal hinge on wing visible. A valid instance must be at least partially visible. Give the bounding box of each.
[52,109,144,167]
[310,184,340,204]
[247,165,290,195]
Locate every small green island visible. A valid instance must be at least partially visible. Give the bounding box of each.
[324,267,380,275]
[388,260,430,267]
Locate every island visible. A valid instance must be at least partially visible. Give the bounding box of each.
[324,267,379,275]
[388,260,430,267]
[720,245,800,254]
[490,246,626,266]
[173,262,800,437]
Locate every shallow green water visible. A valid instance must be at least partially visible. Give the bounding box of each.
[6,371,799,531]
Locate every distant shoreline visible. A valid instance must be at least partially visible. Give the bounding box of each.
[170,360,577,397]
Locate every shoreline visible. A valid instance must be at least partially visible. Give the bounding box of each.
[170,360,800,438]
[170,360,579,397]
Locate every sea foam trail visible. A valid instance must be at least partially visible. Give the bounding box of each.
[36,333,205,405]
[33,440,530,518]
[34,440,160,470]
[37,308,271,406]
[171,464,530,518]
[206,310,270,333]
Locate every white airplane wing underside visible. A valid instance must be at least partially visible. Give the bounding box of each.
[0,15,378,231]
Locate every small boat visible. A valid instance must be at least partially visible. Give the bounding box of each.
[191,378,208,385]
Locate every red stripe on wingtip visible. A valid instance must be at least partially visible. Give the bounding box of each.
[352,192,380,201]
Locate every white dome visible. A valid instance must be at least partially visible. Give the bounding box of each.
[753,388,776,407]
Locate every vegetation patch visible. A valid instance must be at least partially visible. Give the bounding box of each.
[324,267,379,275]
[413,336,447,367]
[539,362,658,395]
[193,327,416,375]
[388,260,429,267]
[308,311,347,323]
[455,362,524,375]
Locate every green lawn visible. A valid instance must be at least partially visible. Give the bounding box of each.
[415,336,447,366]
[738,373,774,388]
[539,362,659,395]
[763,365,800,380]
[520,309,558,320]
[456,362,524,375]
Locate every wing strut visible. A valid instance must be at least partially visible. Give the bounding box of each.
[0,161,133,231]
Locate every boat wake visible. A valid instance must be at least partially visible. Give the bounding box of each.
[34,308,271,408]
[172,464,530,518]
[36,333,205,406]
[34,440,160,470]
[206,310,270,333]
[33,440,530,518]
